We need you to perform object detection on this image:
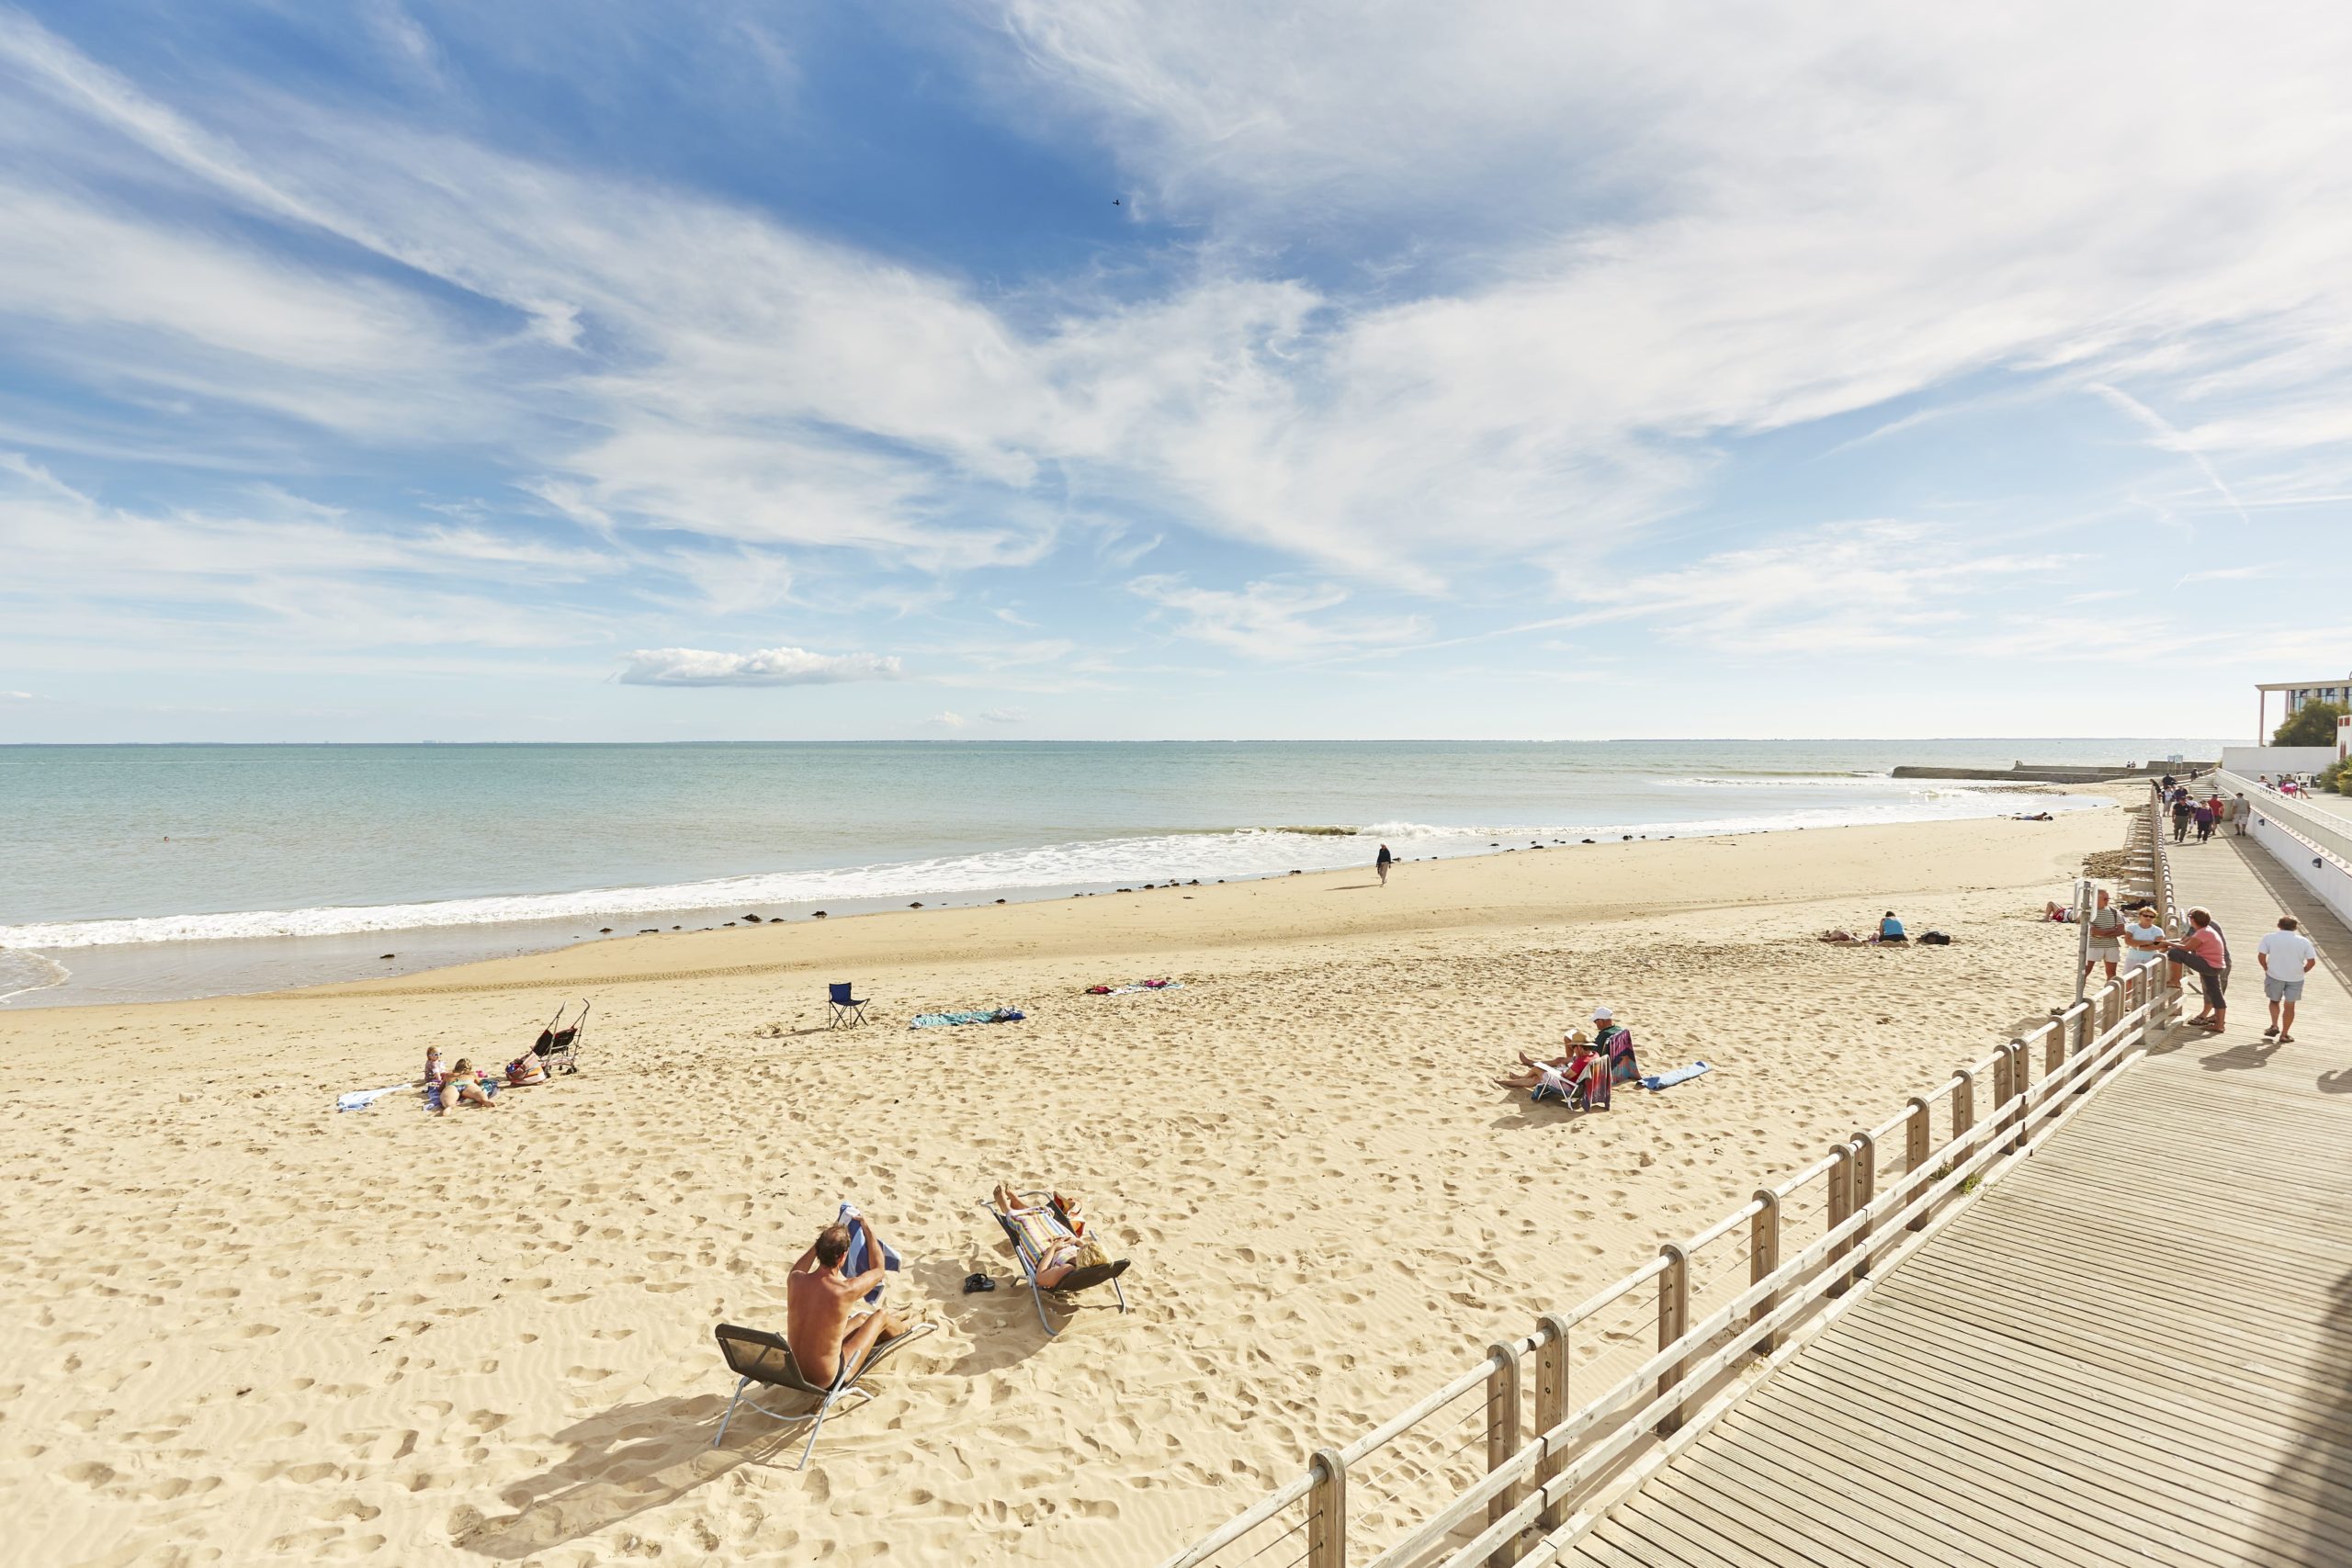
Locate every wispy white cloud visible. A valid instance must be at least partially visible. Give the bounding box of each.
[923,708,970,728]
[615,646,903,687]
[1129,575,1430,660]
[979,706,1027,724]
[1578,522,2075,654]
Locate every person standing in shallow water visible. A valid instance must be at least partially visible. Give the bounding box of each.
[1375,842,1394,886]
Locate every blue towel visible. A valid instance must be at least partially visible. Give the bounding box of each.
[837,1201,900,1305]
[1642,1061,1713,1091]
[909,1008,1024,1028]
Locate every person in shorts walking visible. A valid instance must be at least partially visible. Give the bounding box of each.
[2257,916,2319,1043]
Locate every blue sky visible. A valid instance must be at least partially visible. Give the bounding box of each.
[2,1,2349,743]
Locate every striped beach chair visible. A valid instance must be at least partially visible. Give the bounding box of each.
[982,1191,1132,1337]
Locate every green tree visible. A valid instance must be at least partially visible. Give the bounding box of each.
[2271,699,2346,748]
[2319,757,2350,795]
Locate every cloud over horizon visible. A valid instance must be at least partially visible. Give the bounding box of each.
[616,646,903,688]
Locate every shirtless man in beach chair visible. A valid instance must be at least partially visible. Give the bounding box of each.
[786,1215,910,1388]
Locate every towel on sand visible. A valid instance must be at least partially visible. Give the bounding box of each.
[837,1201,900,1305]
[335,1084,411,1111]
[909,1008,1024,1028]
[1641,1061,1713,1091]
[1085,978,1181,996]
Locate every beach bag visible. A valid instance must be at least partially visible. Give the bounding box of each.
[1918,931,1952,946]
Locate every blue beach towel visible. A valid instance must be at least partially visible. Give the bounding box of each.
[837,1201,900,1305]
[1641,1061,1713,1091]
[336,1084,410,1111]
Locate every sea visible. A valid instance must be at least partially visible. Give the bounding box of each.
[0,739,2217,1009]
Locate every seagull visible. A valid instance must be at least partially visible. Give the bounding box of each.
[1112,197,1122,206]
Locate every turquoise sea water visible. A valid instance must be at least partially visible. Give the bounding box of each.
[0,739,2215,1006]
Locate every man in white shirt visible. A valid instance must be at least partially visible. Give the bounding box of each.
[2256,916,2320,1043]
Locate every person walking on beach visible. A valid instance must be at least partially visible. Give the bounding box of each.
[1375,843,1394,887]
[2084,889,2123,983]
[2258,916,2319,1043]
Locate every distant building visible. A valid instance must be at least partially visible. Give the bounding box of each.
[2253,674,2351,739]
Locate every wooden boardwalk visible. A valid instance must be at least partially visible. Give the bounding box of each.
[1564,836,2352,1568]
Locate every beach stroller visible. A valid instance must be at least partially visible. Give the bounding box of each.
[709,1320,934,1469]
[531,1001,590,1075]
[827,982,869,1029]
[982,1191,1132,1337]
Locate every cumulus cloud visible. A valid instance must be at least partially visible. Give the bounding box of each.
[924,709,970,728]
[615,646,903,686]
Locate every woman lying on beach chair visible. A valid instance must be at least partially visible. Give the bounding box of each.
[1495,1036,1608,1108]
[984,1183,1131,1335]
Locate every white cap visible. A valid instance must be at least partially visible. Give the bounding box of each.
[1590,1006,1613,1021]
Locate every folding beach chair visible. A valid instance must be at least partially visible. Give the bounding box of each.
[709,1320,933,1469]
[532,1001,590,1075]
[827,983,869,1029]
[981,1191,1132,1337]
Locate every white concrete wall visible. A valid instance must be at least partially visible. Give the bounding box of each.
[2220,745,2337,775]
[2245,810,2352,931]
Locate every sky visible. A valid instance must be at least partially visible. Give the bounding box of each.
[2,1,2349,744]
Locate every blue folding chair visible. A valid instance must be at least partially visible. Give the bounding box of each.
[827,982,869,1029]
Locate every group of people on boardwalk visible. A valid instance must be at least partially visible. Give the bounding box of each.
[2166,783,2245,844]
[2075,890,2318,1040]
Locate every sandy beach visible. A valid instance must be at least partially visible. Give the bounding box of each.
[2,801,2132,1567]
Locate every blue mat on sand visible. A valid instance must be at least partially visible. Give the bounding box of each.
[1642,1061,1712,1091]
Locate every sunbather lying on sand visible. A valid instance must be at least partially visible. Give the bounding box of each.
[989,1183,1110,1286]
[432,1058,499,1113]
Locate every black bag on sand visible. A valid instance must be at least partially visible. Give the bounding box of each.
[1918,931,1953,945]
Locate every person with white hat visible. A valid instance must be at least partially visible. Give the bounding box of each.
[1589,1006,1641,1097]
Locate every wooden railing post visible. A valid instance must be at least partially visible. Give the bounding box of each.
[1532,1312,1571,1530]
[1848,1132,1876,1281]
[2046,1015,2069,1077]
[1308,1448,1347,1568]
[1655,1244,1690,1437]
[1484,1341,1521,1563]
[1824,1145,1854,1297]
[2006,1039,2030,1153]
[1748,1190,1781,1351]
[1904,1098,1932,1231]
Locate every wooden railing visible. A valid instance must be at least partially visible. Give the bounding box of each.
[1160,903,2177,1568]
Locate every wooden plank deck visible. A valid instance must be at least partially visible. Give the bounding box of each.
[1564,836,2352,1568]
